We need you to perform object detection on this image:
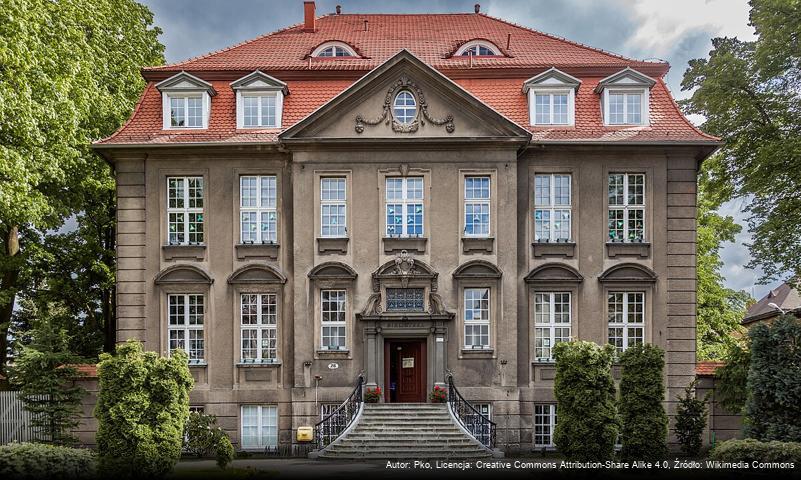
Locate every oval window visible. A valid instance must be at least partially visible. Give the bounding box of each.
[393,91,417,124]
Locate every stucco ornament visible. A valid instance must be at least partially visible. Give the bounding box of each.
[355,76,455,134]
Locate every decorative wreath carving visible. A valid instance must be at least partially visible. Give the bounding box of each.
[355,76,455,134]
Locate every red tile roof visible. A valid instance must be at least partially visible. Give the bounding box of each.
[696,361,725,376]
[97,12,718,146]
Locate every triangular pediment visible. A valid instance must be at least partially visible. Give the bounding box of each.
[230,70,289,94]
[155,71,217,96]
[280,50,531,143]
[522,68,581,92]
[595,67,656,92]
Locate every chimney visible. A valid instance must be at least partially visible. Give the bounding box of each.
[363,19,369,31]
[336,4,341,14]
[303,1,316,32]
[474,3,481,14]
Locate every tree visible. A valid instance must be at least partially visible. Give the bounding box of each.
[7,301,87,445]
[745,315,801,441]
[715,340,750,415]
[618,344,668,460]
[0,0,164,375]
[553,341,618,461]
[95,341,193,478]
[674,380,708,456]
[681,0,801,284]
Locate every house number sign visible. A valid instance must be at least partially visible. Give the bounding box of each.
[402,357,414,368]
[328,363,339,370]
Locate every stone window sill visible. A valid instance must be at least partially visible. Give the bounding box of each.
[188,361,207,368]
[462,237,494,253]
[532,241,575,258]
[606,242,650,258]
[317,237,349,254]
[460,348,494,356]
[382,237,427,254]
[163,244,206,260]
[236,361,282,368]
[316,349,350,356]
[236,243,279,260]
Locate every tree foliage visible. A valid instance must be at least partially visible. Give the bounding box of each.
[745,315,801,441]
[7,301,87,445]
[94,341,193,478]
[183,411,235,469]
[618,344,668,460]
[674,380,708,456]
[715,340,751,415]
[0,0,164,374]
[681,0,801,283]
[553,341,618,461]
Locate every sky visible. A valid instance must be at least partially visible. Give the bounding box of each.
[138,0,783,299]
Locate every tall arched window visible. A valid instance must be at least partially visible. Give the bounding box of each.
[393,91,417,124]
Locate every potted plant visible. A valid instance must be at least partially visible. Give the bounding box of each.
[364,386,382,403]
[429,385,447,403]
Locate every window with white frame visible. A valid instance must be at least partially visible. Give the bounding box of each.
[392,91,417,124]
[534,292,571,362]
[606,90,645,125]
[608,173,645,242]
[320,403,339,420]
[168,294,205,362]
[321,290,346,350]
[242,93,278,128]
[241,405,278,450]
[464,176,490,237]
[464,288,490,349]
[320,177,347,238]
[533,91,570,125]
[168,94,204,128]
[475,403,492,446]
[385,177,424,237]
[312,42,357,57]
[240,293,278,363]
[167,176,204,245]
[534,404,557,448]
[533,174,571,242]
[607,292,645,353]
[240,175,277,244]
[456,41,499,57]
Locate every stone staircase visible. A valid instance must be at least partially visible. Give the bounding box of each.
[316,403,495,460]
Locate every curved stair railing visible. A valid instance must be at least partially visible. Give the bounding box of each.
[445,372,496,449]
[314,373,364,450]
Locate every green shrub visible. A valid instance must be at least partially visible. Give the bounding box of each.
[0,442,96,479]
[94,340,193,478]
[715,340,750,415]
[183,411,234,469]
[674,380,707,456]
[746,315,801,441]
[618,344,668,460]
[553,341,619,461]
[710,439,801,464]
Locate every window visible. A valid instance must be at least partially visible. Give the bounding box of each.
[464,288,490,349]
[168,94,203,128]
[313,42,356,57]
[608,173,645,242]
[320,178,347,238]
[168,294,205,362]
[607,90,644,125]
[320,403,339,420]
[607,292,645,353]
[457,43,498,56]
[240,175,277,244]
[386,288,425,312]
[475,403,492,446]
[534,292,571,362]
[533,174,571,242]
[167,177,204,245]
[534,404,557,448]
[242,93,278,128]
[321,290,346,350]
[392,91,417,124]
[464,176,490,237]
[385,177,424,237]
[534,92,569,125]
[241,405,278,450]
[240,293,278,363]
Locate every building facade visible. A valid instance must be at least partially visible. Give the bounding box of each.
[94,3,718,453]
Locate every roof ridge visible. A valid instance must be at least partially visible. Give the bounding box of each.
[658,77,720,141]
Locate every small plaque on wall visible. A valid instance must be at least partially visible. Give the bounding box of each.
[402,357,414,369]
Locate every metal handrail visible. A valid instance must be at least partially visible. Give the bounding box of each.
[445,372,496,449]
[313,373,364,449]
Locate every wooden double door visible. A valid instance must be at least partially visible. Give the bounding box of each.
[384,339,427,403]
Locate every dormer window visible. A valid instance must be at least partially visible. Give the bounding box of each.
[596,68,656,126]
[523,68,581,126]
[312,42,357,58]
[455,40,500,57]
[156,72,216,130]
[231,71,288,129]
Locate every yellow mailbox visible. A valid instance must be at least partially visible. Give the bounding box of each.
[296,426,314,442]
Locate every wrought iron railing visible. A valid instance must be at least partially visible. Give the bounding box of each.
[314,374,364,449]
[446,372,496,449]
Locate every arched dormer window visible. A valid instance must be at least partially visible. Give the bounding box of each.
[312,41,358,58]
[455,40,500,57]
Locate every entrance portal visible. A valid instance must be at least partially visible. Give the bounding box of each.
[384,340,427,403]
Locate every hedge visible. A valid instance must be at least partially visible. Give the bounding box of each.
[618,344,668,460]
[710,439,801,464]
[553,341,618,461]
[0,442,96,479]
